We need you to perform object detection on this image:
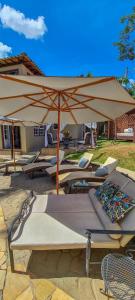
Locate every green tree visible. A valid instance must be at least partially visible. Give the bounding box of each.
[114,7,135,61]
[80,72,93,77]
[118,76,135,98]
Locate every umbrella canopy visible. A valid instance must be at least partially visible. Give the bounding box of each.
[0,75,134,193]
[0,75,134,123]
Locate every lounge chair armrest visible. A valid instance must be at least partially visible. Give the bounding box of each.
[8,191,36,242]
[86,229,135,235]
[90,162,100,171]
[63,159,77,165]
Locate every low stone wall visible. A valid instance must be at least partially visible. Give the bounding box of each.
[41,147,78,156]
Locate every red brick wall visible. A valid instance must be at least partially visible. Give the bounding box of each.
[104,109,135,138]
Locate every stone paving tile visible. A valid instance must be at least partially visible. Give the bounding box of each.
[0,270,6,290]
[32,279,56,300]
[30,278,75,300]
[0,240,6,252]
[0,208,3,217]
[15,286,33,300]
[0,290,2,300]
[51,277,95,300]
[51,288,74,300]
[92,279,113,300]
[0,217,7,238]
[0,252,7,270]
[3,267,31,300]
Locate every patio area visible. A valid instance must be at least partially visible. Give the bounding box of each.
[0,150,134,299]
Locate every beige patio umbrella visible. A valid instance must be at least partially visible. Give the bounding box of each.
[0,75,134,193]
[0,117,42,170]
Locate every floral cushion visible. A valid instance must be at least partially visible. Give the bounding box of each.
[95,181,119,203]
[95,181,135,223]
[103,191,135,223]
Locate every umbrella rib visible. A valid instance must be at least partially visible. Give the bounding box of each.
[68,92,135,106]
[61,88,79,109]
[61,94,78,124]
[64,92,113,121]
[31,104,57,110]
[42,88,58,109]
[0,92,46,101]
[5,103,34,117]
[4,94,53,117]
[0,74,58,92]
[26,95,55,109]
[41,94,58,123]
[62,77,115,92]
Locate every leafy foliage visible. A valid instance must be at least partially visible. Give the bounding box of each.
[114,7,135,60]
[118,77,135,98]
[80,72,93,77]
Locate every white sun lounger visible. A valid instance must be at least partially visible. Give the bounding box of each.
[0,151,40,174]
[58,157,118,190]
[22,150,65,177]
[46,152,93,177]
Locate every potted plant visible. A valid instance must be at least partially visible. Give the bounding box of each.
[63,130,72,149]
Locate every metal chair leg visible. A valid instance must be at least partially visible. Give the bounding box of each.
[86,231,91,277]
[9,248,15,272]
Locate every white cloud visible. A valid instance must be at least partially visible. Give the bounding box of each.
[0,4,47,39]
[0,42,12,58]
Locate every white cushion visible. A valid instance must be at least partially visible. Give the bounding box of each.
[128,128,133,133]
[124,129,129,133]
[11,212,120,250]
[103,157,118,174]
[95,166,108,177]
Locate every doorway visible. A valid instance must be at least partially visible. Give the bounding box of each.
[2,125,21,149]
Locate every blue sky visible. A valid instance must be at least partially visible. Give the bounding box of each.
[0,0,134,78]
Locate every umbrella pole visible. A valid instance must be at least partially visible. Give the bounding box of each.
[56,93,60,195]
[11,123,16,172]
[11,126,13,160]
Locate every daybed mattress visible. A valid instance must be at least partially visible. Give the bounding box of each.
[117,133,134,137]
[10,194,120,250]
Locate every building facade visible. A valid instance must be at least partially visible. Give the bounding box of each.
[0,53,46,153]
[97,109,135,140]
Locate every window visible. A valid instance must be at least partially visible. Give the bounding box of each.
[0,69,19,75]
[34,126,45,136]
[39,126,45,136]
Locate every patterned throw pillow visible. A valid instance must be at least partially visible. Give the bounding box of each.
[103,191,135,223]
[95,181,119,204]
